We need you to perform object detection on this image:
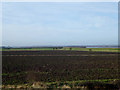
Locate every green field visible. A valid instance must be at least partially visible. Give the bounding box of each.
[1,47,120,52]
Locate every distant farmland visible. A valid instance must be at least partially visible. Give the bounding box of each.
[1,47,120,52]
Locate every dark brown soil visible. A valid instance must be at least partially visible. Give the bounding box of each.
[2,50,119,85]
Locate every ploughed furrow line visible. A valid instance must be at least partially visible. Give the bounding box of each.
[2,54,118,56]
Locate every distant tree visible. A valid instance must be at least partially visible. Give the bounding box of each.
[89,49,92,52]
[53,48,55,50]
[70,48,72,51]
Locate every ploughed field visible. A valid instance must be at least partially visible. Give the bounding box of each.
[2,50,119,85]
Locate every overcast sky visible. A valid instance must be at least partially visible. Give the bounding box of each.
[2,2,118,46]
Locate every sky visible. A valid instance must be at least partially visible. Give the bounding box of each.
[2,2,118,46]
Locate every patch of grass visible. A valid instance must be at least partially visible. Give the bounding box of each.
[45,79,120,86]
[2,47,119,52]
[2,48,54,51]
[63,47,119,52]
